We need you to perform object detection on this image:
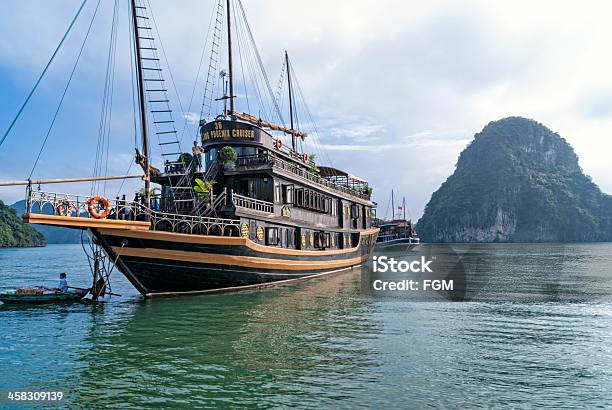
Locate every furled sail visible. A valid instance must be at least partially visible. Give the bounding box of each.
[234,112,307,140]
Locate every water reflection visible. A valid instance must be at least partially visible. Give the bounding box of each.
[74,269,382,407]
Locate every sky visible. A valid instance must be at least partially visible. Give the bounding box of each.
[1,0,612,221]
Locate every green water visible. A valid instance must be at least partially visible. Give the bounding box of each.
[1,244,612,408]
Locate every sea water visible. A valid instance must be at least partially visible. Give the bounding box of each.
[1,243,612,408]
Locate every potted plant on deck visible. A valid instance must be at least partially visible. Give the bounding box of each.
[219,146,238,171]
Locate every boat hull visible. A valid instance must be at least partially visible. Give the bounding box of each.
[93,228,378,297]
[0,291,87,304]
[375,237,420,251]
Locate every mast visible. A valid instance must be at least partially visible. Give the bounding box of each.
[226,0,235,115]
[403,196,406,221]
[130,0,151,208]
[391,190,394,221]
[286,51,296,151]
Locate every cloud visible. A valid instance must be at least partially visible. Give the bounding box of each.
[2,0,612,215]
[181,112,200,125]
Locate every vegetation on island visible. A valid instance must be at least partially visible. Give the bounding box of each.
[417,117,612,242]
[0,200,46,247]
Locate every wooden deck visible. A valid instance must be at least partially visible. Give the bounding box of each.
[23,213,151,231]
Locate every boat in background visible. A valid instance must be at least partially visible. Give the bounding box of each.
[374,191,420,251]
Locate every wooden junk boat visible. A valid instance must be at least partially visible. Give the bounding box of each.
[374,191,420,250]
[4,0,379,297]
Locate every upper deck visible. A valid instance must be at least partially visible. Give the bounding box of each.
[199,119,373,203]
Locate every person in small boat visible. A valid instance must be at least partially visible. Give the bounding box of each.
[55,273,68,293]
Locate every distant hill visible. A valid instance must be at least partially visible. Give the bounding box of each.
[417,117,612,242]
[0,200,46,247]
[10,200,82,244]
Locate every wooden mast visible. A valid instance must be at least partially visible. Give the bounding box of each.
[226,0,235,115]
[131,0,151,209]
[391,189,395,221]
[285,51,296,151]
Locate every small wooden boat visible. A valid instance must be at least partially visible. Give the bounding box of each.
[0,289,88,304]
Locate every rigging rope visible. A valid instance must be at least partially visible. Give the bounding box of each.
[233,4,251,115]
[201,0,224,120]
[128,1,138,150]
[179,0,217,140]
[92,0,119,195]
[291,63,334,167]
[102,0,120,193]
[233,5,267,118]
[146,0,186,140]
[236,0,285,126]
[0,0,88,149]
[28,0,102,179]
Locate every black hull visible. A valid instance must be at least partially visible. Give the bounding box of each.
[93,228,377,296]
[117,256,348,294]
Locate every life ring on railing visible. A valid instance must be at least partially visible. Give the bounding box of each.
[303,153,309,163]
[57,200,73,217]
[88,196,111,219]
[275,139,283,150]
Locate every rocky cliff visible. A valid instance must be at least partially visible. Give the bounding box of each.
[417,117,612,242]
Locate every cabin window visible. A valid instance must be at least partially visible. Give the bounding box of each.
[351,233,360,248]
[249,220,256,240]
[205,148,218,168]
[266,227,280,246]
[274,183,281,204]
[282,185,294,204]
[295,188,304,207]
[314,232,331,249]
[248,180,256,198]
[350,204,359,219]
[285,229,294,248]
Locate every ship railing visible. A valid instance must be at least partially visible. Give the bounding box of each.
[269,156,371,200]
[232,154,370,200]
[25,189,242,237]
[235,154,270,167]
[26,189,143,220]
[233,193,274,213]
[147,208,240,236]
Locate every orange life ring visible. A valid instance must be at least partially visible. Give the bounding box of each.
[88,196,111,219]
[275,139,283,150]
[57,200,73,217]
[303,153,309,163]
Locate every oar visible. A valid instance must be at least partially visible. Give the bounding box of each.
[68,286,122,297]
